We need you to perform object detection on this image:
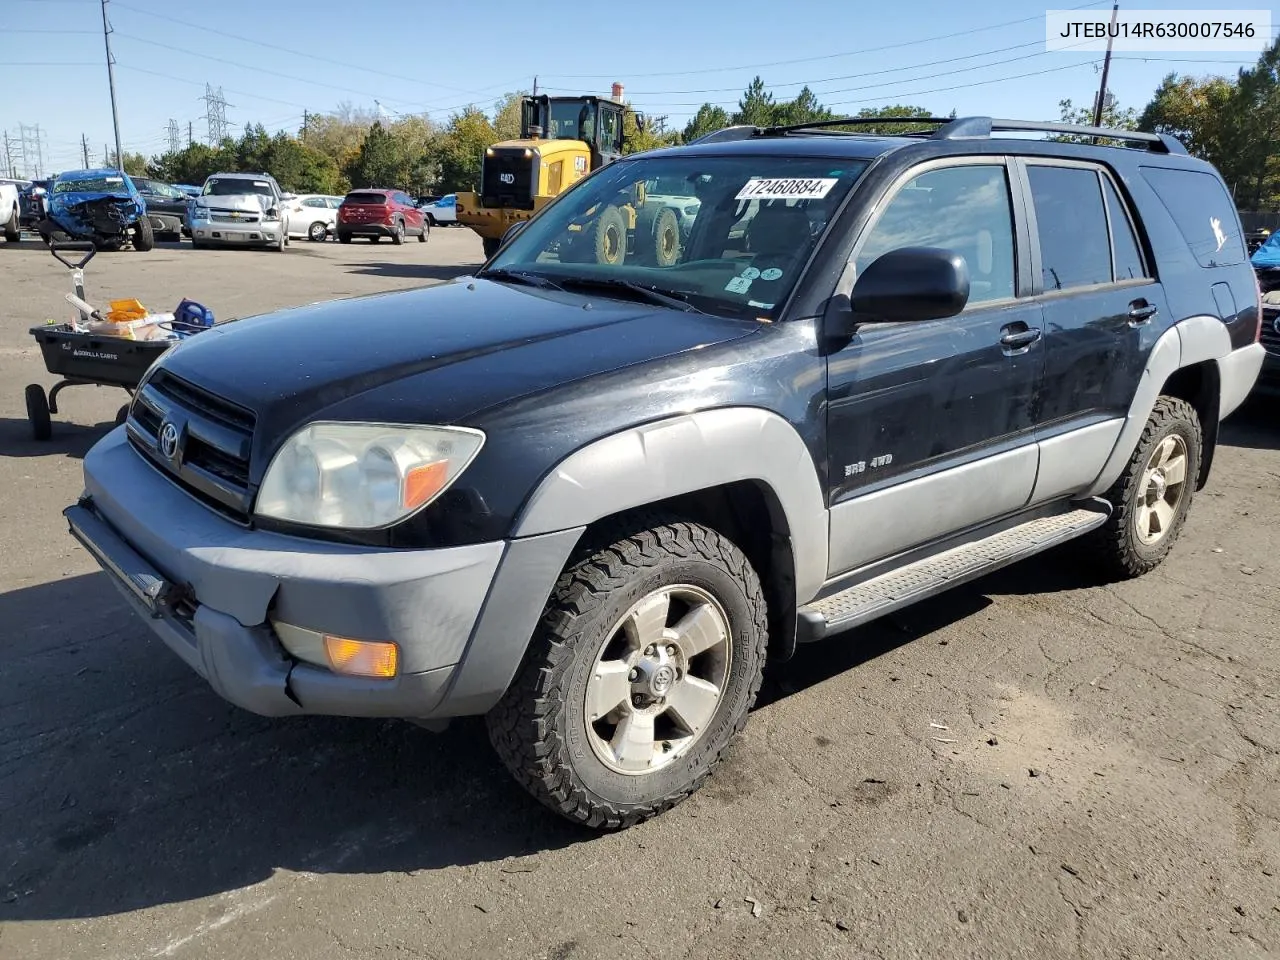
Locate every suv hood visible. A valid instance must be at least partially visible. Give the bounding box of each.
[196,193,274,214]
[157,277,758,453]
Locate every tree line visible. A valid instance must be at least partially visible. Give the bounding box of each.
[113,37,1276,209]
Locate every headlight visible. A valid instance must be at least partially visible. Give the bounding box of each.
[255,422,485,529]
[191,205,211,220]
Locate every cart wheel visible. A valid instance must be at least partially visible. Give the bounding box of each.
[115,403,130,425]
[25,384,51,441]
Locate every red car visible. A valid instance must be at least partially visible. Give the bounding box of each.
[336,189,428,244]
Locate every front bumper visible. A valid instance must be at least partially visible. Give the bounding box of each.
[190,218,285,246]
[69,428,582,719]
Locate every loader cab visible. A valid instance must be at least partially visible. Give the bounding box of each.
[522,95,626,171]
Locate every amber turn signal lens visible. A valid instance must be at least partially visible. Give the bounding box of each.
[324,635,399,678]
[403,460,449,510]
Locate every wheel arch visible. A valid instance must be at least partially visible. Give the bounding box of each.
[1084,315,1229,497]
[511,407,828,660]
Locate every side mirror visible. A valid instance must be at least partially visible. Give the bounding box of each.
[825,247,970,340]
[280,192,296,201]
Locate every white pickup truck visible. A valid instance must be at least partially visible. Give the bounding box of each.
[0,179,23,242]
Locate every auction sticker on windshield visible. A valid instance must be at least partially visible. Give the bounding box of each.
[735,177,837,201]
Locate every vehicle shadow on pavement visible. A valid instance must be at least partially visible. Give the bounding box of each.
[1219,399,1278,451]
[341,261,480,282]
[0,415,120,460]
[0,571,593,922]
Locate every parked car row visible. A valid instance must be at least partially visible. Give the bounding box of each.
[1,168,440,252]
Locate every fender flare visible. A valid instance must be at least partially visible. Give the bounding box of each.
[511,407,829,602]
[1083,315,1230,497]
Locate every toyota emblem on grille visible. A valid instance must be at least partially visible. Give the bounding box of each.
[1273,314,1280,337]
[158,421,181,461]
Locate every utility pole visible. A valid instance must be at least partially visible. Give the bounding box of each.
[1092,2,1119,128]
[532,75,538,96]
[101,0,124,171]
[302,110,309,143]
[187,121,193,147]
[104,143,109,167]
[81,133,90,167]
[167,118,181,153]
[2,131,13,179]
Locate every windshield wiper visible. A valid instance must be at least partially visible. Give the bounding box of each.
[478,268,564,290]
[551,276,703,313]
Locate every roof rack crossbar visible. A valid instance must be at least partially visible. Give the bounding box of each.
[933,117,1186,154]
[763,116,955,135]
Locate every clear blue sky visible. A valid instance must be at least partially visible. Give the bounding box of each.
[2,0,1274,177]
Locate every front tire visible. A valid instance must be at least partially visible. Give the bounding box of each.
[487,518,768,829]
[133,218,155,252]
[308,221,327,242]
[1087,396,1202,579]
[4,206,20,242]
[592,205,627,266]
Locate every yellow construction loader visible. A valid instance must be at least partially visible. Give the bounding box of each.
[457,94,679,264]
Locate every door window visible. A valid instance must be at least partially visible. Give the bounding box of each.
[1027,165,1111,291]
[1102,176,1146,280]
[857,164,1016,305]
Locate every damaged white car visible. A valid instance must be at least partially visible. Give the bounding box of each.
[188,172,293,251]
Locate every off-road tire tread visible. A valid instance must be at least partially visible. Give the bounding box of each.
[486,514,768,830]
[1089,395,1201,580]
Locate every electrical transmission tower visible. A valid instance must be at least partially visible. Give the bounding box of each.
[167,118,181,153]
[201,85,231,144]
[18,124,44,178]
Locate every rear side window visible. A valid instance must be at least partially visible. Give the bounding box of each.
[1102,177,1145,281]
[345,192,387,205]
[1027,165,1111,291]
[1141,166,1246,267]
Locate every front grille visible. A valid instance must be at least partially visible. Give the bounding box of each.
[212,212,260,224]
[481,150,536,210]
[1261,307,1280,355]
[126,370,257,523]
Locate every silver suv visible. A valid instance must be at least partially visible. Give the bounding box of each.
[188,172,294,251]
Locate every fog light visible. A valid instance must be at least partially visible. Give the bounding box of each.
[324,635,399,678]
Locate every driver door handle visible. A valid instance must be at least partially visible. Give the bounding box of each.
[999,323,1042,351]
[1128,300,1158,325]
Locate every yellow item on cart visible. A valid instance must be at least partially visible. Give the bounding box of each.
[106,298,148,323]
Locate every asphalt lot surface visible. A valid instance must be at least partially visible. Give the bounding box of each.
[1,232,1277,960]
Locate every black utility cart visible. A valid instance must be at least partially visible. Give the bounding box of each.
[25,242,177,441]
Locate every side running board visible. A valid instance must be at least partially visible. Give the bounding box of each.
[797,506,1109,642]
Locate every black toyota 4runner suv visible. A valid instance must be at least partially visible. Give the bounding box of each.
[66,116,1266,829]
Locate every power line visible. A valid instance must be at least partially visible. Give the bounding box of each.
[544,0,1110,80]
[111,1,503,98]
[547,39,1053,97]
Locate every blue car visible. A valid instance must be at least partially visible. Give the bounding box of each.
[42,168,154,252]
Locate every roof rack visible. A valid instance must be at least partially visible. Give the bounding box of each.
[688,115,1187,154]
[933,117,1186,154]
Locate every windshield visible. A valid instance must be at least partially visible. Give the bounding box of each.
[548,100,594,140]
[484,154,868,320]
[203,178,273,197]
[54,175,128,194]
